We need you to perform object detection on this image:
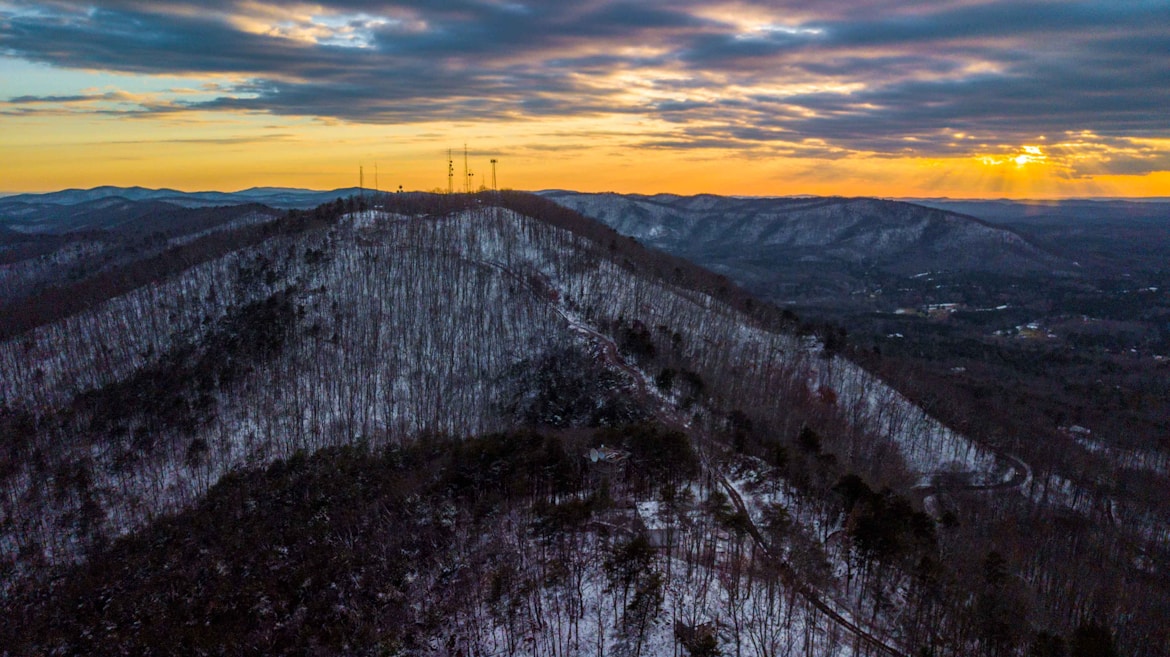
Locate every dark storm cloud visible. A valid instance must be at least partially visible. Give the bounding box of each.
[2,0,1167,168]
[810,1,1140,47]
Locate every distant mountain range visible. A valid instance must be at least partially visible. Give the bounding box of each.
[0,186,364,237]
[0,186,365,210]
[909,198,1170,223]
[5,185,1165,277]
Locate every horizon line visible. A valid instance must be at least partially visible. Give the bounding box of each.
[3,185,1170,204]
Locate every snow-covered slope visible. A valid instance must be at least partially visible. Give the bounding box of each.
[0,201,995,579]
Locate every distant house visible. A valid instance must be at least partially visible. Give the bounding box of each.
[586,444,628,464]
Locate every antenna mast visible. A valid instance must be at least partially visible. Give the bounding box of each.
[447,149,454,194]
[359,165,364,202]
[464,144,472,193]
[490,158,498,191]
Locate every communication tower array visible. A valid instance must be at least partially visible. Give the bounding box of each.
[445,146,500,193]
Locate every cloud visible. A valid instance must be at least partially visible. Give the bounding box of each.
[1,0,1167,175]
[102,133,298,146]
[7,93,109,103]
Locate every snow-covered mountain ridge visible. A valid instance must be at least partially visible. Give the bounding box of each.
[0,194,992,569]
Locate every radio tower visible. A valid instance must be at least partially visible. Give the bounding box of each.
[464,144,472,193]
[490,158,498,191]
[359,165,364,202]
[447,149,454,194]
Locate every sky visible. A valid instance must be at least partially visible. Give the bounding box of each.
[2,1,1169,197]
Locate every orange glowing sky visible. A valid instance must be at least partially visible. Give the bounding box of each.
[2,1,1169,198]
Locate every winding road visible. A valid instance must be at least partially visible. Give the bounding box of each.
[913,451,1032,494]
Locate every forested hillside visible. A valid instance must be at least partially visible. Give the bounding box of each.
[0,193,1154,656]
[541,192,1067,307]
